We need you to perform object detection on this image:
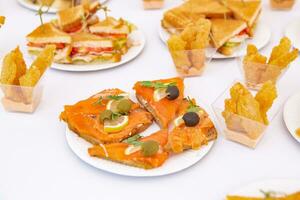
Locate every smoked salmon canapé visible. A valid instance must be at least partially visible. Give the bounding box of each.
[165,97,217,153]
[88,129,169,169]
[133,77,184,129]
[60,89,153,144]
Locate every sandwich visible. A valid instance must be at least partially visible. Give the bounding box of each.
[222,0,262,37]
[182,0,233,18]
[161,6,205,31]
[60,89,154,144]
[161,0,231,31]
[210,19,248,56]
[89,17,133,53]
[70,32,122,63]
[88,129,169,169]
[56,1,101,33]
[165,98,217,153]
[26,23,72,63]
[133,77,184,128]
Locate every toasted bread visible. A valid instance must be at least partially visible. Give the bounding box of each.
[210,19,247,48]
[26,23,72,44]
[60,89,153,144]
[88,129,169,169]
[57,5,86,33]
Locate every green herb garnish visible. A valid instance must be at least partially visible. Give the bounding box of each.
[140,81,176,89]
[93,97,103,106]
[186,96,200,113]
[260,190,286,198]
[123,134,143,146]
[111,112,122,120]
[93,95,125,106]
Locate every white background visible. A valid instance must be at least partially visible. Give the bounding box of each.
[0,0,300,199]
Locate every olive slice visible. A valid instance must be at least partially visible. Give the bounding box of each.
[166,85,179,100]
[141,140,159,157]
[182,112,200,127]
[99,110,113,123]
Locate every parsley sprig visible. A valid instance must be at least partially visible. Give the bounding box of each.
[123,134,142,146]
[186,97,200,113]
[260,190,286,198]
[93,95,125,106]
[140,81,176,89]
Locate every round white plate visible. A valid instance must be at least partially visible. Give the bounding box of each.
[283,92,300,144]
[50,30,145,72]
[285,20,300,50]
[66,122,215,177]
[158,22,271,59]
[227,179,300,198]
[17,0,109,13]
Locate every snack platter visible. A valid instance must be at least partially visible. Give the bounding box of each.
[1,0,300,199]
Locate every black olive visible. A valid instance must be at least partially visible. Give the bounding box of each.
[183,112,200,127]
[166,85,179,100]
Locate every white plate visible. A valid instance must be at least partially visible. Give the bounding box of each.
[283,92,300,144]
[50,30,145,72]
[17,0,109,13]
[227,179,300,198]
[158,22,271,59]
[285,20,300,50]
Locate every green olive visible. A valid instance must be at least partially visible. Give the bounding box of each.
[99,110,113,123]
[117,99,132,114]
[141,140,159,157]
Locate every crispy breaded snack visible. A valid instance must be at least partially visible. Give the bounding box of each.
[269,48,299,70]
[0,53,18,85]
[167,35,191,67]
[269,37,291,64]
[244,44,267,64]
[255,81,277,125]
[30,45,56,74]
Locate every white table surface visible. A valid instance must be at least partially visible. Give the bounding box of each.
[0,0,300,199]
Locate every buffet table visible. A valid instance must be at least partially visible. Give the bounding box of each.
[0,0,299,199]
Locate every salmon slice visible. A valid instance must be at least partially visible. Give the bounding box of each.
[165,98,217,153]
[88,129,169,169]
[133,77,184,129]
[60,89,153,144]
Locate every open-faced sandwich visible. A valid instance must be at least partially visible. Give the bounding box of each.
[28,0,96,10]
[26,2,136,64]
[133,77,184,129]
[165,97,217,153]
[60,89,154,144]
[89,129,169,169]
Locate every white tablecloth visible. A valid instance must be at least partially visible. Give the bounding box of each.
[0,0,300,199]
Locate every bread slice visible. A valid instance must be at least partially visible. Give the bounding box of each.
[223,0,261,27]
[182,0,233,18]
[89,17,130,35]
[88,129,169,169]
[71,32,113,48]
[133,77,184,129]
[60,89,154,144]
[26,23,72,44]
[210,19,247,48]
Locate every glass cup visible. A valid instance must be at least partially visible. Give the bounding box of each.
[0,82,43,113]
[270,0,295,10]
[212,80,281,148]
[143,0,164,9]
[238,58,287,90]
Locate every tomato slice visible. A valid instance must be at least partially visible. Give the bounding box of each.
[96,33,128,38]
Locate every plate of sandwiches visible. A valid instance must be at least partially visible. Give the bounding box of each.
[17,0,108,13]
[225,179,300,200]
[159,0,271,59]
[25,2,145,72]
[60,77,218,177]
